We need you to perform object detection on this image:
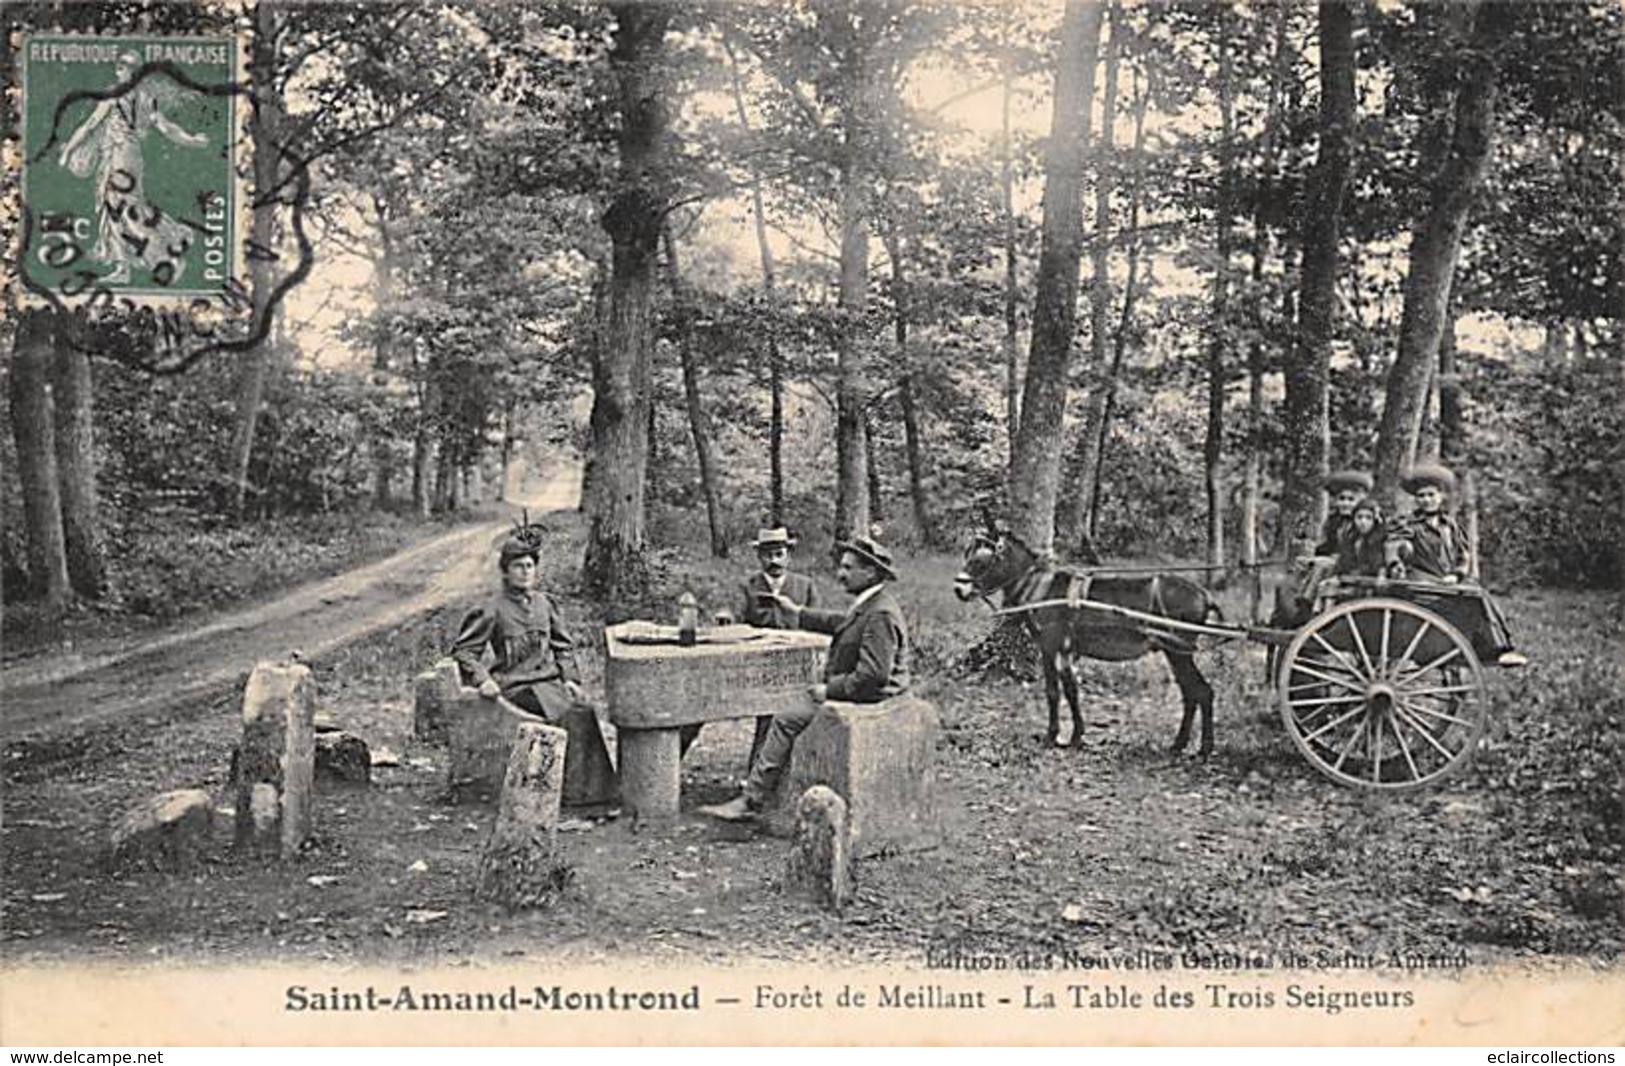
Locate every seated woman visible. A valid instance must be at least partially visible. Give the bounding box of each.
[1334,499,1386,578]
[1385,463,1526,668]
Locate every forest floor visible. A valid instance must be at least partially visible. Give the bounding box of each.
[1,503,1620,976]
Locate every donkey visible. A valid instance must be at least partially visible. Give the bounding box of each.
[953,523,1223,755]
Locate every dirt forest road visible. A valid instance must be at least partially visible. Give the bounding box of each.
[0,465,582,744]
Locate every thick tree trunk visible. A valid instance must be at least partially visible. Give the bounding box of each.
[583,4,671,605]
[663,228,727,559]
[227,0,284,519]
[1204,6,1236,575]
[1000,6,1021,471]
[1372,2,1506,508]
[1059,9,1119,551]
[724,38,786,526]
[1008,0,1102,554]
[9,310,70,610]
[1281,0,1356,554]
[834,157,871,542]
[52,335,106,598]
[864,408,884,527]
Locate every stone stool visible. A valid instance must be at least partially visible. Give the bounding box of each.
[769,693,942,857]
[421,658,617,807]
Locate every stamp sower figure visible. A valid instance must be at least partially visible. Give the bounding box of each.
[684,526,821,760]
[58,52,208,285]
[1385,463,1525,668]
[698,535,910,821]
[451,536,618,802]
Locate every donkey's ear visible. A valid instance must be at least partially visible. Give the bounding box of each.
[980,504,1000,532]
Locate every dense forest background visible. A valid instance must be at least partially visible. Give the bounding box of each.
[2,0,1621,629]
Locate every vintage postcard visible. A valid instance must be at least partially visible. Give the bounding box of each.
[2,0,1620,1049]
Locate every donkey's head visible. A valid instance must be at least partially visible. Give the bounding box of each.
[953,512,1038,602]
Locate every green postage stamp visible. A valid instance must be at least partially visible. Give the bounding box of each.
[18,34,245,309]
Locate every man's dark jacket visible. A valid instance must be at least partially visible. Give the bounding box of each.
[797,585,910,703]
[739,570,819,629]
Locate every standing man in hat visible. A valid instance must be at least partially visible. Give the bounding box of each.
[1387,463,1525,667]
[452,534,618,802]
[698,534,911,822]
[737,526,820,627]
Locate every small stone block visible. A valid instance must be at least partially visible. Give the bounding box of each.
[475,722,572,909]
[785,785,853,911]
[447,692,545,803]
[412,659,461,743]
[233,660,317,857]
[315,730,371,785]
[773,694,942,857]
[110,789,213,871]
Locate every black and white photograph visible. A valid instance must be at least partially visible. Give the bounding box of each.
[1,0,1621,1048]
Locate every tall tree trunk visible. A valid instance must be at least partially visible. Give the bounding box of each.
[497,400,514,503]
[371,199,396,509]
[1008,0,1103,554]
[1204,5,1236,575]
[864,408,884,527]
[1242,3,1291,579]
[52,330,106,598]
[1086,63,1149,543]
[1372,2,1507,508]
[227,0,284,519]
[1060,7,1119,552]
[723,38,785,525]
[578,259,611,517]
[411,367,433,519]
[584,4,672,604]
[1281,0,1356,555]
[663,227,728,559]
[834,150,872,542]
[1438,300,1464,465]
[885,230,935,546]
[1000,5,1021,472]
[9,310,70,611]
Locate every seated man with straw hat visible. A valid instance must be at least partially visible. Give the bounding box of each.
[1386,462,1525,668]
[735,526,821,627]
[698,534,911,822]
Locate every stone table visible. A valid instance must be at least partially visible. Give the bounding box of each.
[603,622,828,828]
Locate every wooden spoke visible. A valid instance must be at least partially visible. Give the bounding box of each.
[1310,632,1361,671]
[1378,608,1393,678]
[1303,705,1367,745]
[1287,661,1368,695]
[1289,693,1368,709]
[1386,712,1423,783]
[1397,698,1476,730]
[1369,713,1384,782]
[1393,681,1477,699]
[1393,644,1464,686]
[1331,715,1370,773]
[1393,613,1434,672]
[1390,703,1457,760]
[1343,612,1375,677]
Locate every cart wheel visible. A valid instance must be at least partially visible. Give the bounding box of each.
[1278,597,1487,790]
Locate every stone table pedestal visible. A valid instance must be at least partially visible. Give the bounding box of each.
[604,623,828,829]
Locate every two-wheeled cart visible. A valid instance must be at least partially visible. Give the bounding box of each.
[994,572,1506,791]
